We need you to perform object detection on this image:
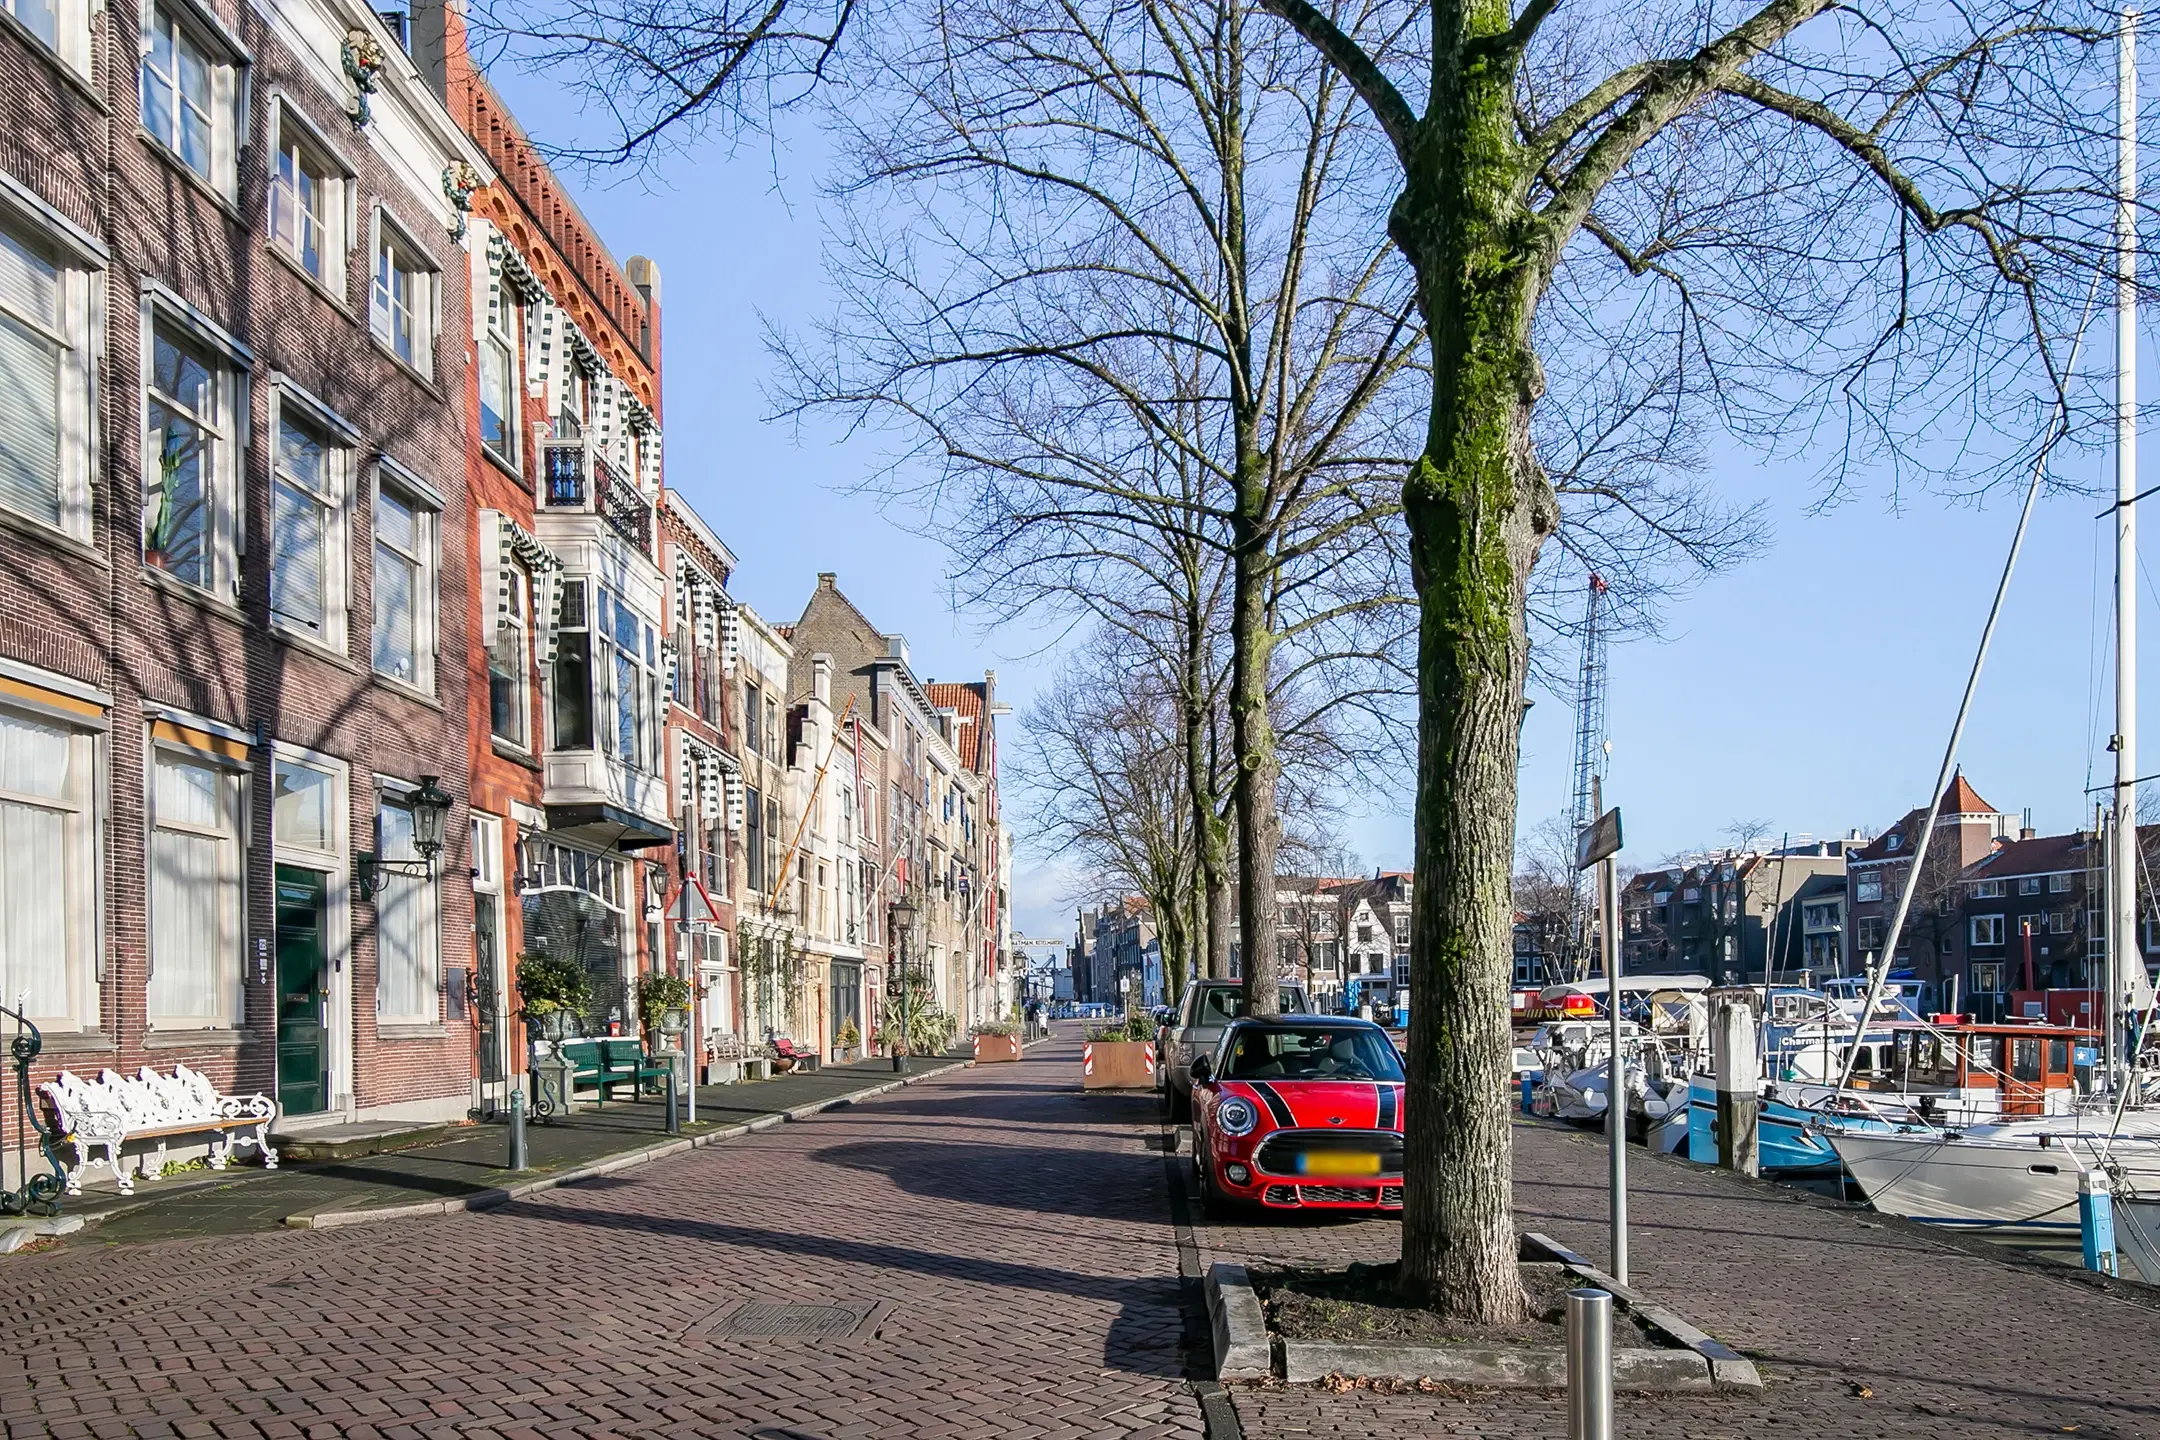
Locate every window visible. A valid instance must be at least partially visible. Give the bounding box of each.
[2018,876,2042,896]
[1856,877,1882,902]
[490,565,531,749]
[0,706,98,1031]
[371,474,436,691]
[1392,913,1409,947]
[701,814,729,898]
[370,216,435,373]
[4,0,92,74]
[2048,873,2072,893]
[269,406,345,644]
[374,790,439,1024]
[2050,910,2073,934]
[149,750,244,1028]
[1886,833,1902,851]
[766,697,780,760]
[1857,917,1885,950]
[744,682,762,755]
[1970,914,2004,947]
[555,363,586,439]
[268,108,348,290]
[552,580,592,749]
[765,795,781,896]
[272,757,336,852]
[141,5,238,195]
[744,784,765,893]
[0,213,94,538]
[1972,879,2003,899]
[600,587,659,773]
[143,315,240,594]
[479,331,516,464]
[1971,960,2005,995]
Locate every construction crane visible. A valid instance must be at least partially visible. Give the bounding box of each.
[1563,574,1610,982]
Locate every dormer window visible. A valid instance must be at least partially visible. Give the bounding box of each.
[1887,833,1902,851]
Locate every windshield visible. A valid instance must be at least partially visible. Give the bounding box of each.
[1223,1026,1403,1081]
[1196,985,1309,1025]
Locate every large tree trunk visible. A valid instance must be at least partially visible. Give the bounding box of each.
[1230,525,1281,1016]
[1390,0,1557,1322]
[1184,606,1232,980]
[1206,869,1231,978]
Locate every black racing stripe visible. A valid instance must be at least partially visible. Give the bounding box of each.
[1248,1081,1296,1127]
[1376,1083,1399,1130]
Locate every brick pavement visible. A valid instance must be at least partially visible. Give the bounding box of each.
[0,1032,1204,1440]
[39,1057,971,1245]
[1198,1116,2160,1439]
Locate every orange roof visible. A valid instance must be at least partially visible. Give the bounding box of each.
[1941,771,1996,815]
[926,681,986,770]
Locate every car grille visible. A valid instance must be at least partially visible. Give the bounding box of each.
[1260,1183,1402,1207]
[1254,1129,1404,1178]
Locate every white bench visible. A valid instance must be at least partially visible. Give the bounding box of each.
[37,1065,277,1195]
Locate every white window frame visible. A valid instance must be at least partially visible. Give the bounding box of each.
[369,207,437,377]
[2,0,93,77]
[1971,879,2003,899]
[1856,877,1883,903]
[0,188,100,542]
[1971,960,2006,995]
[489,562,532,751]
[1970,914,2005,947]
[370,462,439,694]
[2018,876,2041,895]
[267,384,353,649]
[2048,873,2073,893]
[266,96,351,295]
[598,584,661,775]
[0,696,103,1033]
[139,1,245,199]
[372,779,441,1027]
[147,741,247,1030]
[141,293,247,598]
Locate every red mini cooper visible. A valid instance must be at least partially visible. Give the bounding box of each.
[1189,1016,1404,1215]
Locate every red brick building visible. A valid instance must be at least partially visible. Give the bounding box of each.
[0,0,492,1147]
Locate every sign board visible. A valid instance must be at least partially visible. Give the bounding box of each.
[1575,807,1623,871]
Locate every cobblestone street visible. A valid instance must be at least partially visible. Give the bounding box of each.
[10,1031,2160,1439]
[0,1036,1202,1440]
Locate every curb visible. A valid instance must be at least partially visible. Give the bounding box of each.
[1207,1242,1759,1391]
[284,1058,970,1230]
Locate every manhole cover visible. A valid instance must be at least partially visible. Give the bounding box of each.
[718,1302,868,1339]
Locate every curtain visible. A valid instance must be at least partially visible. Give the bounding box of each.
[0,712,75,1022]
[270,479,324,630]
[376,805,433,1021]
[149,756,236,1025]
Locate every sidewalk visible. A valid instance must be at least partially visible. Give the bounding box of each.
[24,1052,972,1250]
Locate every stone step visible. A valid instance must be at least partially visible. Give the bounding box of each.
[269,1121,455,1162]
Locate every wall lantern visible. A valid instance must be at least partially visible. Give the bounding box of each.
[356,775,455,900]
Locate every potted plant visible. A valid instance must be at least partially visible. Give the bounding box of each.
[970,1018,1023,1064]
[1082,1010,1161,1090]
[516,956,591,1043]
[636,972,694,1039]
[836,1016,861,1062]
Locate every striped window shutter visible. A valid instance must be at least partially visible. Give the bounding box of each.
[660,638,680,697]
[479,224,503,342]
[594,373,619,469]
[696,748,724,823]
[720,756,747,831]
[719,599,741,673]
[693,581,718,651]
[640,424,662,493]
[532,299,559,402]
[675,731,698,817]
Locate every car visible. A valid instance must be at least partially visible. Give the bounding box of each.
[1188,1015,1404,1216]
[1159,978,1310,1121]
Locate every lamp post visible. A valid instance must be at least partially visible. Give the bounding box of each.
[891,897,918,1072]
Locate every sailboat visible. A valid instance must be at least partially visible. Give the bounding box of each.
[1826,17,2160,1232]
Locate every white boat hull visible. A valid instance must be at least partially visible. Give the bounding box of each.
[1829,1125,2160,1233]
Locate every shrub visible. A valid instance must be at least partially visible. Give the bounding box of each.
[516,956,591,1022]
[971,1019,1020,1037]
[837,1017,861,1048]
[636,972,694,1032]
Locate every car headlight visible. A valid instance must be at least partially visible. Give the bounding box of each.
[1216,1095,1259,1136]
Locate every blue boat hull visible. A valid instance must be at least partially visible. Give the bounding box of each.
[1685,1077,1848,1174]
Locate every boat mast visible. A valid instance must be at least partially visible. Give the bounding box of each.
[2114,8,2139,1102]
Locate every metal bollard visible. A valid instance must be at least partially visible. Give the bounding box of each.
[507,1088,528,1171]
[1566,1287,1613,1440]
[2081,1169,2118,1276]
[665,1069,681,1135]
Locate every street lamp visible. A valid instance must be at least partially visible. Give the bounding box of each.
[890,897,919,1072]
[356,775,454,900]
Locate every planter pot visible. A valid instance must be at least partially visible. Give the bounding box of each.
[973,1033,1023,1064]
[1082,1039,1157,1090]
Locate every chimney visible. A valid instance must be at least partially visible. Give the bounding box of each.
[626,256,663,388]
[818,572,837,590]
[2021,807,2035,842]
[813,653,832,708]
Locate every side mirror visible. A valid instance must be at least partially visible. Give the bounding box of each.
[1189,1055,1214,1085]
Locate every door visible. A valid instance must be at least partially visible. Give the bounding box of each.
[275,866,329,1117]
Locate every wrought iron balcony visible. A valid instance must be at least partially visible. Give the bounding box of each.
[543,440,588,508]
[593,455,651,550]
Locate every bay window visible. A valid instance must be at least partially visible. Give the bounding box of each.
[552,578,592,749]
[600,585,659,773]
[149,749,245,1028]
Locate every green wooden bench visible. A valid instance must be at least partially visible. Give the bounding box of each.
[554,1038,670,1106]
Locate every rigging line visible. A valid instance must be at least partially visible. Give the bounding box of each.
[1842,277,2105,1094]
[2089,504,2109,798]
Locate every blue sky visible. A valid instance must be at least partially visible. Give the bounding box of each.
[488,72,2155,941]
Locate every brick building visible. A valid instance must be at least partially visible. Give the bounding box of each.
[0,0,492,1141]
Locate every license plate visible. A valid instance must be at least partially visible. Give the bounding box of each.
[1297,1150,1380,1177]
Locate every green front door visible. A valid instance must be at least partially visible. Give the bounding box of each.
[275,866,329,1117]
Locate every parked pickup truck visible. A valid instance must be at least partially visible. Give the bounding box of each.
[1159,978,1311,1121]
